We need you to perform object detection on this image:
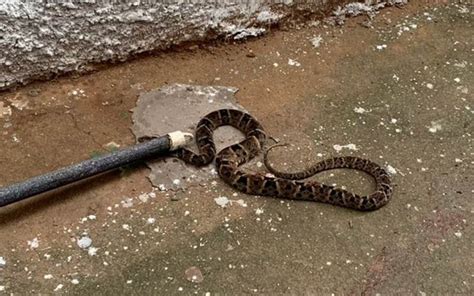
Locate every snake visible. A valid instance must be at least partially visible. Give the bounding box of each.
[174,109,393,211]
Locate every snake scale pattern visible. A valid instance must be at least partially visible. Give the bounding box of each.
[175,109,393,211]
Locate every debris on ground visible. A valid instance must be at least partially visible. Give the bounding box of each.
[185,266,204,283]
[310,35,323,48]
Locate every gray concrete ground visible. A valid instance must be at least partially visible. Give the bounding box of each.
[132,84,248,191]
[0,2,472,295]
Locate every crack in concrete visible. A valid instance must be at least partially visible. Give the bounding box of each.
[65,111,103,149]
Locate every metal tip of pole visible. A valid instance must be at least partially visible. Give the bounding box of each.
[168,131,194,151]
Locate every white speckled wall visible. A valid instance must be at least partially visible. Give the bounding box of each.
[0,0,335,90]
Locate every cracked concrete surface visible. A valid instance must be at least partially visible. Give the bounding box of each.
[0,2,472,295]
[132,84,249,191]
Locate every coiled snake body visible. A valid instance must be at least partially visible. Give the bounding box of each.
[175,109,392,211]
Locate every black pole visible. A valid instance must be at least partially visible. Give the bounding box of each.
[0,134,183,207]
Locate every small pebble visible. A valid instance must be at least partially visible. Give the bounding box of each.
[185,266,204,283]
[77,236,92,249]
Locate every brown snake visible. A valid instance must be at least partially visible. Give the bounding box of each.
[174,109,393,211]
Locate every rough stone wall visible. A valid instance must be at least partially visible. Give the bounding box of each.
[0,0,336,91]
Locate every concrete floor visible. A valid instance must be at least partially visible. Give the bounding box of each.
[0,2,472,295]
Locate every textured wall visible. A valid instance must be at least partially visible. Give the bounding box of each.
[0,0,336,90]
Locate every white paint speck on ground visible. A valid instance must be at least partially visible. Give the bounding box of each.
[69,89,86,97]
[233,199,248,207]
[353,107,369,114]
[0,286,4,291]
[147,217,156,224]
[88,247,98,256]
[214,196,230,207]
[80,216,90,223]
[44,274,53,279]
[458,86,469,94]
[54,284,63,291]
[12,134,20,143]
[310,35,323,48]
[255,208,264,215]
[376,44,387,50]
[27,237,39,249]
[138,193,149,203]
[0,256,5,267]
[386,165,397,175]
[454,77,461,83]
[428,121,442,133]
[71,279,79,285]
[454,231,462,238]
[454,61,467,68]
[172,179,181,185]
[426,83,434,89]
[157,184,166,191]
[333,144,358,152]
[288,58,301,67]
[121,197,134,208]
[458,6,469,13]
[214,196,247,208]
